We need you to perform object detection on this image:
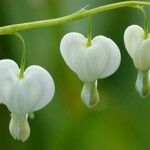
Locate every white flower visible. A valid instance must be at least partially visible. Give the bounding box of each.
[124,25,150,71]
[60,32,121,107]
[60,32,121,82]
[0,59,55,142]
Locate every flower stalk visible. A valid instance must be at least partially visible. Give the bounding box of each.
[136,6,149,39]
[86,16,92,47]
[14,33,26,79]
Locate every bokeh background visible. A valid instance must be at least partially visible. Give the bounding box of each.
[0,0,150,149]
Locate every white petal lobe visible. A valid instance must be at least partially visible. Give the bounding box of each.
[0,59,19,104]
[124,25,144,58]
[9,114,30,142]
[133,39,150,71]
[124,25,150,71]
[7,65,55,115]
[60,32,86,74]
[85,36,121,80]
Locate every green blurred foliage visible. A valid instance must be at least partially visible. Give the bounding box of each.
[0,0,150,150]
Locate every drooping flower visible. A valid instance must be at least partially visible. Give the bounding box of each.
[124,25,150,98]
[124,25,150,71]
[60,32,121,107]
[0,59,55,141]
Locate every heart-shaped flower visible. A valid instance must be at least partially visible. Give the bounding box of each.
[60,32,121,107]
[0,59,55,141]
[60,32,121,82]
[124,25,150,71]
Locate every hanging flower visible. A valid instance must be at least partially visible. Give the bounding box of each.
[0,59,55,142]
[60,32,121,107]
[124,25,150,98]
[124,25,150,71]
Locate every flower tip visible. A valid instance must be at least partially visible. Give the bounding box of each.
[81,81,99,108]
[136,83,150,99]
[135,71,150,99]
[9,114,30,142]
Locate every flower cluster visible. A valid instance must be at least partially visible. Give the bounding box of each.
[0,23,150,142]
[60,24,150,104]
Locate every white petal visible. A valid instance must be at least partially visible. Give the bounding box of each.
[60,33,121,82]
[60,32,86,74]
[124,25,144,58]
[84,36,121,80]
[7,65,55,115]
[124,25,150,71]
[9,113,30,142]
[134,39,150,71]
[0,59,19,104]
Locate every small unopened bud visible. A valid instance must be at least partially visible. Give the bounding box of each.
[9,113,30,142]
[81,81,99,107]
[28,112,35,120]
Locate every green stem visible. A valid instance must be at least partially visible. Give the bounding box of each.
[86,16,92,47]
[136,6,149,38]
[14,33,26,79]
[0,1,150,35]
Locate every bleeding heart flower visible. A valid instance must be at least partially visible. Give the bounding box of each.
[60,32,121,107]
[60,32,121,82]
[124,25,150,71]
[0,59,55,142]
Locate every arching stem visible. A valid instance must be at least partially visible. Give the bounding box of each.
[0,1,150,35]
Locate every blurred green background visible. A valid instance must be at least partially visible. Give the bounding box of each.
[0,0,150,149]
